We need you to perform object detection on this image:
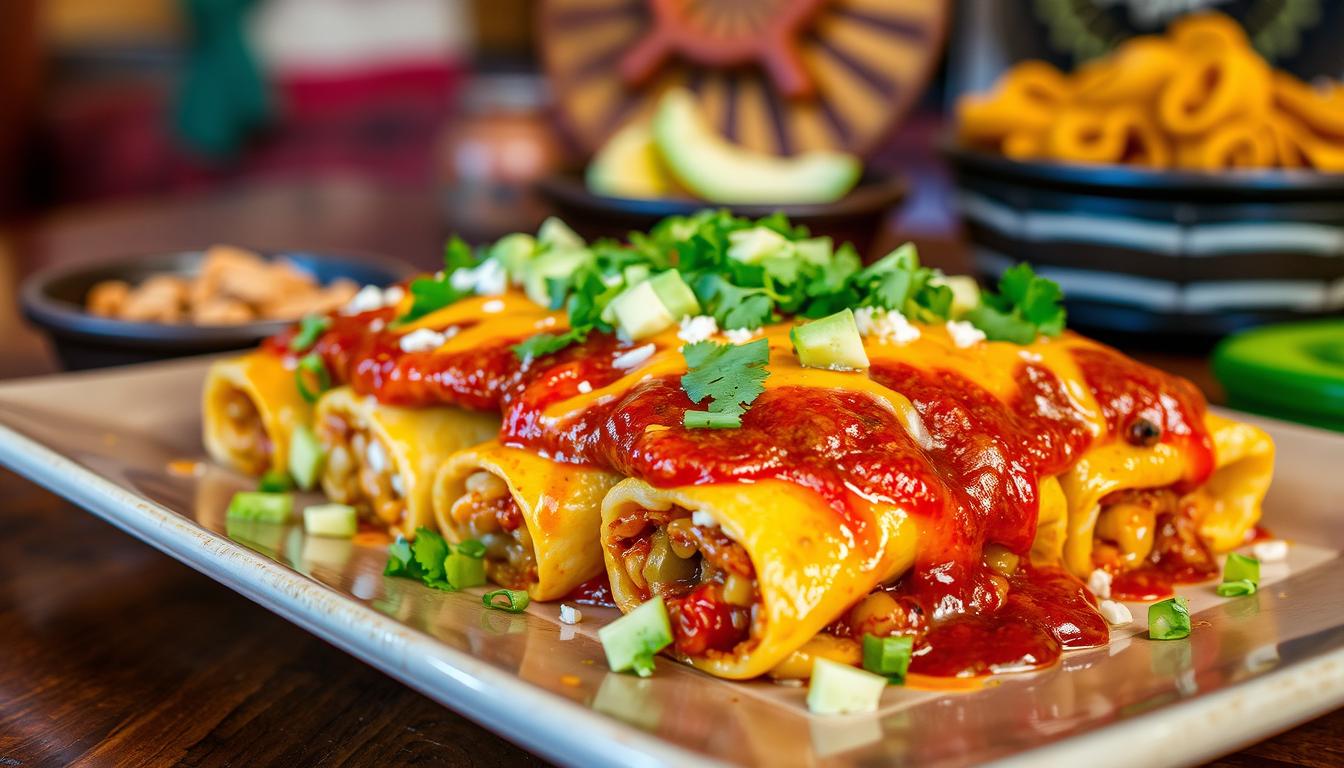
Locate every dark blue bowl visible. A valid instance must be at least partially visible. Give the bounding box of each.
[535,171,905,257]
[943,142,1344,342]
[21,250,414,370]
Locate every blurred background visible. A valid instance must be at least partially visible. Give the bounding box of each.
[1,0,1342,420]
[5,0,1336,233]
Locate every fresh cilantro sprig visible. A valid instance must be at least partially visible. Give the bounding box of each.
[511,328,588,362]
[680,338,771,429]
[393,236,478,326]
[963,263,1066,344]
[384,527,487,591]
[397,276,467,326]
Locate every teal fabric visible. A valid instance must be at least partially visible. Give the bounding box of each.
[174,0,272,159]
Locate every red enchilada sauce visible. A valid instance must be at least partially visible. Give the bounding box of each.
[267,318,1217,678]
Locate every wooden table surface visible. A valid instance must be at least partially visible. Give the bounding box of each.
[0,180,1340,768]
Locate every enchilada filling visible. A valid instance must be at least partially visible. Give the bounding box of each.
[1094,486,1219,601]
[822,546,1108,678]
[319,412,408,527]
[448,471,538,589]
[608,505,760,658]
[215,387,272,474]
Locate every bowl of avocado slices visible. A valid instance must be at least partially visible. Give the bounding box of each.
[539,88,905,256]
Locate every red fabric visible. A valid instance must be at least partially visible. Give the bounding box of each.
[42,61,464,204]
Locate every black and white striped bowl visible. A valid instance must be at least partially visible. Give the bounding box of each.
[944,144,1344,339]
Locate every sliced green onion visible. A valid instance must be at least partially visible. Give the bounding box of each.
[454,539,487,559]
[445,552,487,589]
[1216,579,1257,597]
[288,424,325,492]
[225,491,293,523]
[861,634,913,683]
[258,469,295,493]
[1148,596,1192,640]
[303,503,357,538]
[289,314,331,351]
[294,352,331,403]
[807,657,889,715]
[483,589,530,613]
[598,595,673,677]
[683,409,743,429]
[1223,553,1260,585]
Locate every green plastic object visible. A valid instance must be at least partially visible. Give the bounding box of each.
[1212,320,1344,433]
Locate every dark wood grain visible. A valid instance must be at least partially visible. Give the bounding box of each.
[0,471,551,768]
[0,178,1336,767]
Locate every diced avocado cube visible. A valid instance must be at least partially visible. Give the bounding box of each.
[648,270,700,320]
[806,658,889,715]
[226,491,294,523]
[444,551,487,589]
[302,503,357,538]
[488,233,538,284]
[609,280,676,340]
[537,217,585,250]
[523,247,593,307]
[598,596,673,677]
[288,424,325,492]
[795,237,834,264]
[622,264,651,287]
[935,275,982,319]
[790,309,870,370]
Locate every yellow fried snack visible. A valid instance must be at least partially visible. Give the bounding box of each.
[957,12,1343,171]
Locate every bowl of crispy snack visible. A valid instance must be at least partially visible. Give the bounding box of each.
[945,12,1344,340]
[22,245,413,370]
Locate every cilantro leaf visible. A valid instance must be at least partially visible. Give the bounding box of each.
[967,263,1066,343]
[384,537,415,577]
[444,235,478,272]
[411,527,450,582]
[695,275,774,330]
[289,314,331,351]
[680,338,771,429]
[396,276,466,326]
[512,328,588,361]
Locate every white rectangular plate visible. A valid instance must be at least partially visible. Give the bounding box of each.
[0,356,1341,768]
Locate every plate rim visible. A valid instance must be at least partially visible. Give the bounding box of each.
[0,362,1342,767]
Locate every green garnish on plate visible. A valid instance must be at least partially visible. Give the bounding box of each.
[225,491,293,523]
[598,595,673,677]
[1216,552,1261,597]
[1148,596,1192,640]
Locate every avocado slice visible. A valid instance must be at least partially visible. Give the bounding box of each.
[652,88,861,205]
[791,309,870,371]
[586,121,675,199]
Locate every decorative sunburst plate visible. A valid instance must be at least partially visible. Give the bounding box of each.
[538,0,949,157]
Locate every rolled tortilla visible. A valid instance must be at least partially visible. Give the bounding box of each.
[203,351,310,476]
[433,441,620,601]
[314,386,497,538]
[1060,413,1274,577]
[600,478,919,680]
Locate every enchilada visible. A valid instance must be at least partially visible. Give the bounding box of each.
[207,212,1274,685]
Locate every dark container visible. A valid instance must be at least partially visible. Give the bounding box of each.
[944,143,1344,342]
[535,172,906,258]
[22,250,414,370]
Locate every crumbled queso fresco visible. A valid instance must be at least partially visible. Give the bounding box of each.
[677,315,719,344]
[723,326,761,344]
[853,306,920,344]
[613,343,656,369]
[945,320,987,348]
[343,284,405,315]
[398,327,454,353]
